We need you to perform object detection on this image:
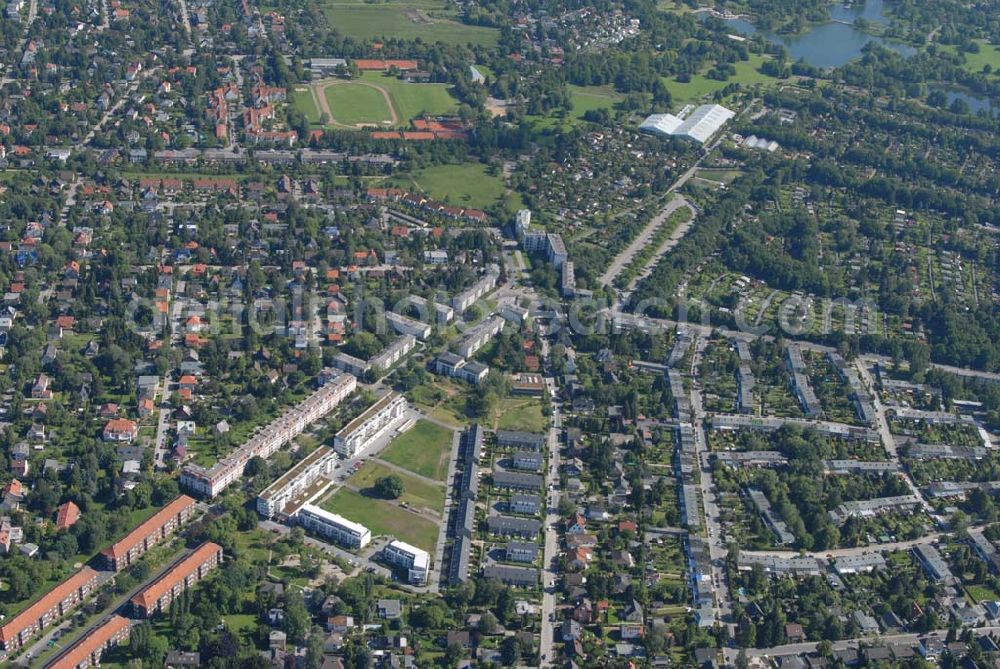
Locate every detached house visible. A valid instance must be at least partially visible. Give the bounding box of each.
[103,418,138,442]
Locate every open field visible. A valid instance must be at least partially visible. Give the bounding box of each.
[391,162,522,210]
[292,87,321,123]
[493,397,548,432]
[351,460,447,513]
[662,53,778,104]
[322,0,497,46]
[295,73,457,129]
[379,419,453,480]
[321,488,439,552]
[527,84,626,130]
[325,82,394,126]
[942,40,1000,74]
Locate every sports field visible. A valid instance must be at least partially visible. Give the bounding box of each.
[325,82,394,125]
[294,72,458,129]
[322,0,497,46]
[379,419,453,481]
[321,488,440,552]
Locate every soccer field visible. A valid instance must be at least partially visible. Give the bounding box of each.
[294,74,458,128]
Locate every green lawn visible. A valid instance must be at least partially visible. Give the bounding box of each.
[494,398,548,432]
[321,489,440,552]
[223,613,259,633]
[325,82,394,126]
[942,40,1000,74]
[379,419,454,481]
[322,2,497,46]
[662,53,778,105]
[527,84,625,130]
[351,460,446,513]
[360,72,457,121]
[292,87,321,123]
[392,162,519,210]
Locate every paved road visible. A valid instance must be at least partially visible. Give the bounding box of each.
[621,198,697,292]
[689,336,734,633]
[740,528,960,560]
[854,356,930,512]
[598,194,693,288]
[429,429,462,594]
[539,373,562,668]
[722,627,1000,662]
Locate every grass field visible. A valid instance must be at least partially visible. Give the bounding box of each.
[325,82,394,125]
[379,419,454,480]
[527,84,626,130]
[292,87,321,123]
[322,0,497,46]
[359,72,456,121]
[942,40,1000,74]
[494,398,548,432]
[351,460,446,513]
[391,162,521,210]
[296,73,458,129]
[321,488,439,552]
[662,53,778,104]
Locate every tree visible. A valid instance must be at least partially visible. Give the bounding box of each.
[444,642,465,668]
[373,475,404,500]
[500,637,521,666]
[284,590,311,644]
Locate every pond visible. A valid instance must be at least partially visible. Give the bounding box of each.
[929,85,998,116]
[702,0,917,69]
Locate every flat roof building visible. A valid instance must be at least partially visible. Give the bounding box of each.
[383,540,430,585]
[256,446,338,518]
[296,504,371,548]
[333,392,407,457]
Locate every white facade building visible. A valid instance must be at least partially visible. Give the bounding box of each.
[181,374,357,497]
[639,104,735,144]
[256,446,338,518]
[383,540,430,585]
[296,505,371,548]
[333,392,408,457]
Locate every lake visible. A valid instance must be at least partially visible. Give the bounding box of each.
[703,0,917,69]
[930,85,997,116]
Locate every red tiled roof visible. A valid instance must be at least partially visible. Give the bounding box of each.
[46,615,129,669]
[56,501,81,530]
[130,542,221,611]
[99,496,195,562]
[0,568,98,643]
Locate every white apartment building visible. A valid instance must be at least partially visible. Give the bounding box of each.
[455,316,505,359]
[451,265,500,313]
[256,446,338,518]
[385,312,432,340]
[383,540,430,585]
[333,392,408,457]
[182,374,357,497]
[296,505,371,548]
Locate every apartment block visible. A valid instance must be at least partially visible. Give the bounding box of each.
[333,392,408,457]
[130,542,224,617]
[100,495,196,571]
[295,504,371,548]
